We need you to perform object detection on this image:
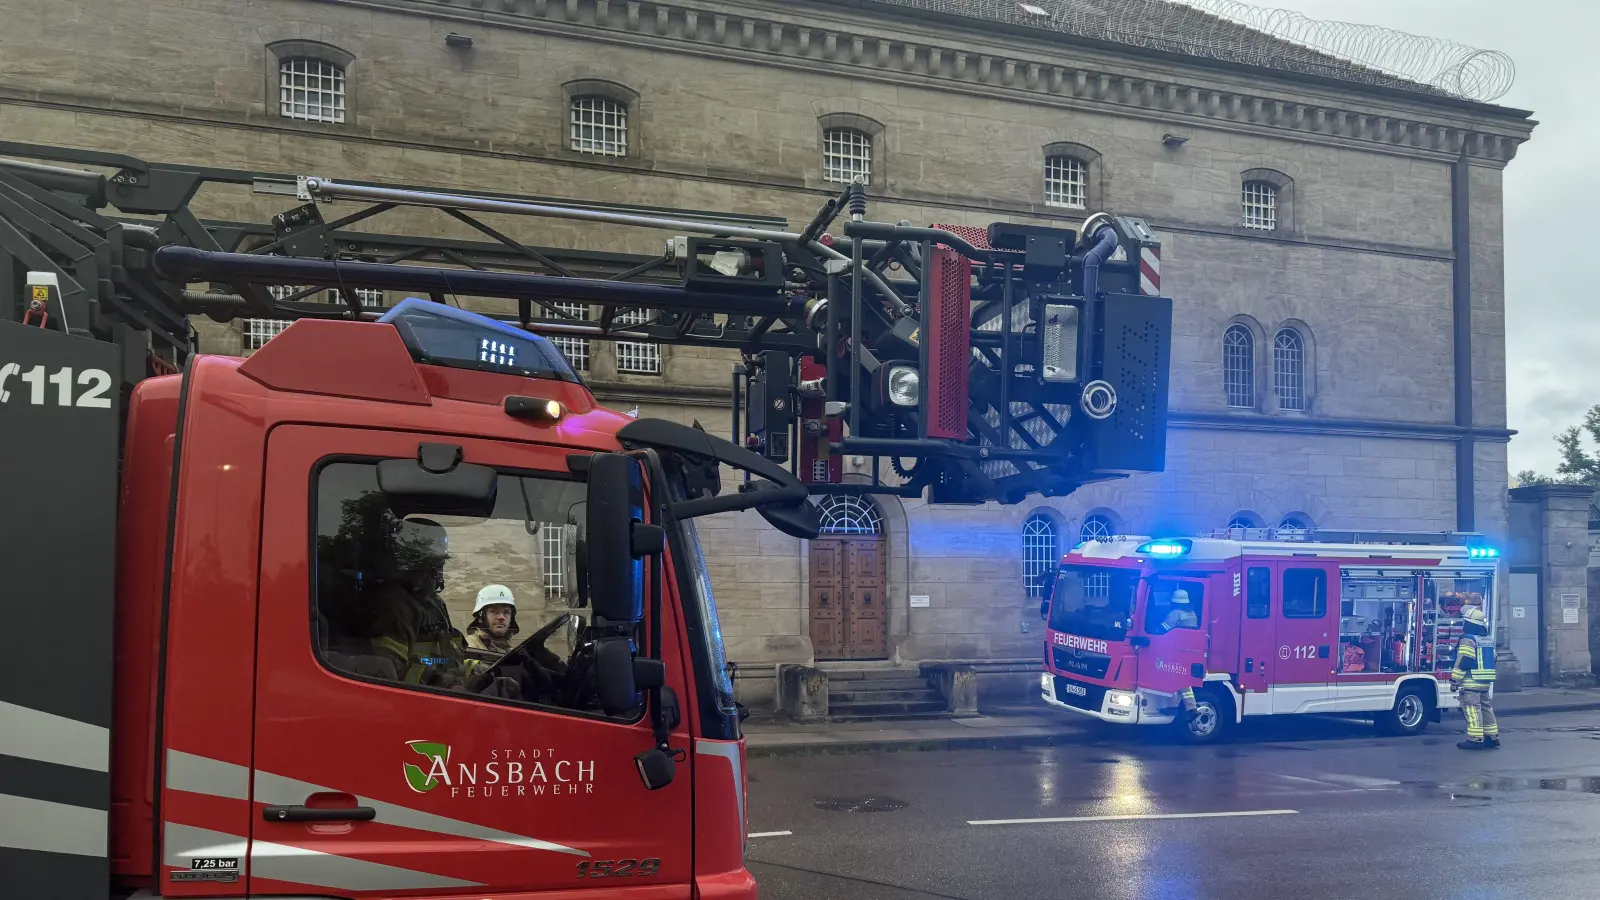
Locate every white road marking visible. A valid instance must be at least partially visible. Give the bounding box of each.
[748,831,794,838]
[968,809,1299,826]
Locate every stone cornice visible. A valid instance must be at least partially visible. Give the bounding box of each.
[367,0,1532,164]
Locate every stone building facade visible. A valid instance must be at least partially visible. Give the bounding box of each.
[0,0,1535,707]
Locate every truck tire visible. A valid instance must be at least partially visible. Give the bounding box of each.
[1377,684,1431,737]
[1178,689,1229,744]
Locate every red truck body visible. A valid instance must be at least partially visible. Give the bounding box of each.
[97,315,750,898]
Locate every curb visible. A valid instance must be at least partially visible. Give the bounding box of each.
[748,730,1087,758]
[747,701,1600,757]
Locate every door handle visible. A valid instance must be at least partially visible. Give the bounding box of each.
[263,805,376,823]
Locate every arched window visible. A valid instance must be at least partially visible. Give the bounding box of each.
[817,495,884,535]
[1277,514,1314,538]
[1242,180,1277,231]
[1079,513,1114,543]
[278,56,346,123]
[570,96,628,157]
[1022,513,1059,599]
[1223,324,1255,409]
[1274,328,1306,411]
[822,128,872,185]
[1044,156,1088,209]
[1227,513,1262,532]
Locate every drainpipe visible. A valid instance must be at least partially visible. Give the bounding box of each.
[1452,146,1474,532]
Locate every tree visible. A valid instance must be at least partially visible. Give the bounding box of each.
[1519,404,1600,487]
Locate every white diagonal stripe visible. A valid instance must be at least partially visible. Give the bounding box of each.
[968,809,1299,826]
[0,700,109,772]
[252,769,588,857]
[0,793,107,857]
[166,750,250,800]
[695,739,745,836]
[164,822,481,892]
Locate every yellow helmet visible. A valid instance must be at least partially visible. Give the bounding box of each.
[1461,606,1488,627]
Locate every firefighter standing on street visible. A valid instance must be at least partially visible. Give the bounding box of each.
[1451,605,1500,750]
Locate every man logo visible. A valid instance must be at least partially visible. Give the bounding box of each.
[403,740,451,793]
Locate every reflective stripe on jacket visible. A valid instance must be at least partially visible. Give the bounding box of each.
[1451,634,1495,691]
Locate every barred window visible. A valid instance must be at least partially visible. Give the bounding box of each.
[1277,515,1314,538]
[541,522,567,600]
[1079,514,1114,543]
[1274,328,1306,411]
[544,301,591,372]
[817,495,884,535]
[613,308,660,375]
[1224,324,1255,408]
[1022,513,1059,599]
[242,318,291,351]
[1227,514,1260,531]
[822,128,872,185]
[1242,181,1277,231]
[279,57,346,123]
[1044,156,1088,209]
[570,96,628,157]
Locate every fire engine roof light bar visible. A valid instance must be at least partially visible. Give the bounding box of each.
[1467,546,1499,560]
[1136,539,1192,557]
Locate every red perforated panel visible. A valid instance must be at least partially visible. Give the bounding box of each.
[925,247,971,441]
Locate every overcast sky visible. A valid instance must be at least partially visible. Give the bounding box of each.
[1203,0,1595,477]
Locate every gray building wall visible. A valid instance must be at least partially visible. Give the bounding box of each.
[0,0,1533,707]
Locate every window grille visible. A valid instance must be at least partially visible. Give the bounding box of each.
[1228,515,1259,531]
[541,523,567,600]
[279,57,346,123]
[817,495,884,535]
[1079,514,1114,543]
[613,308,660,374]
[1274,328,1306,411]
[544,301,591,372]
[570,96,628,157]
[822,128,872,185]
[242,318,291,351]
[1023,513,1059,599]
[1242,181,1278,231]
[1224,324,1255,408]
[1276,516,1313,538]
[1044,156,1088,209]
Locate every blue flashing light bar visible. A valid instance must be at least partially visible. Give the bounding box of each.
[1136,539,1192,558]
[377,297,581,384]
[1467,546,1499,560]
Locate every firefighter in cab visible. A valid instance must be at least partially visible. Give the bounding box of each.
[467,584,520,655]
[1451,605,1499,750]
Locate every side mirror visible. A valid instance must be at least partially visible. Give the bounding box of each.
[585,453,645,625]
[378,443,497,518]
[759,498,822,540]
[594,636,639,716]
[1039,599,1049,621]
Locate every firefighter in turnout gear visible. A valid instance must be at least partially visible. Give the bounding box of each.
[367,518,475,688]
[467,584,519,655]
[1451,605,1499,750]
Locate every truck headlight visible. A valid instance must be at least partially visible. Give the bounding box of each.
[1107,691,1135,708]
[886,365,920,408]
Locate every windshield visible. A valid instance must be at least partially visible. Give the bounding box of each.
[1047,566,1139,642]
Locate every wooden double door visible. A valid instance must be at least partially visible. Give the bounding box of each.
[809,535,887,659]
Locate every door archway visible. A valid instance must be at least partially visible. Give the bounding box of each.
[809,495,888,660]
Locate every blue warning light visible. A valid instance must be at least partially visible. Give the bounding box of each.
[377,298,580,383]
[1136,539,1192,558]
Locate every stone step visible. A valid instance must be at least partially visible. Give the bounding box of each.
[827,699,949,719]
[820,667,922,681]
[829,688,944,703]
[834,677,931,692]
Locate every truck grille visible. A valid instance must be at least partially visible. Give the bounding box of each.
[1053,646,1111,679]
[1052,675,1106,712]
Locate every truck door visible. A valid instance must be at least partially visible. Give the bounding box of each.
[1236,564,1274,712]
[1136,575,1209,696]
[250,425,693,898]
[1269,562,1337,714]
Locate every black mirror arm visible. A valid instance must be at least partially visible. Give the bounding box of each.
[670,483,808,520]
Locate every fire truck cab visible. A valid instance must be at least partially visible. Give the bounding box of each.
[1039,532,1500,742]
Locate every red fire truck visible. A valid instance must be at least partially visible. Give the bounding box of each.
[0,143,1173,898]
[1039,531,1500,742]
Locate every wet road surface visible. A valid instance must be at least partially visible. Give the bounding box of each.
[746,709,1600,899]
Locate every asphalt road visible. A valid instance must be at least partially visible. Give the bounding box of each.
[745,709,1600,900]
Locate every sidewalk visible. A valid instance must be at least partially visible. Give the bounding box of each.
[744,686,1600,757]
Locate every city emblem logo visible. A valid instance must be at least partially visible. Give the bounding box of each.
[404,740,451,793]
[401,739,598,799]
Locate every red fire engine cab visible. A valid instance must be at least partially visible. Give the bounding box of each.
[1038,531,1501,742]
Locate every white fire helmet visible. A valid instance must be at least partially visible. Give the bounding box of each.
[474,584,517,616]
[1170,588,1190,606]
